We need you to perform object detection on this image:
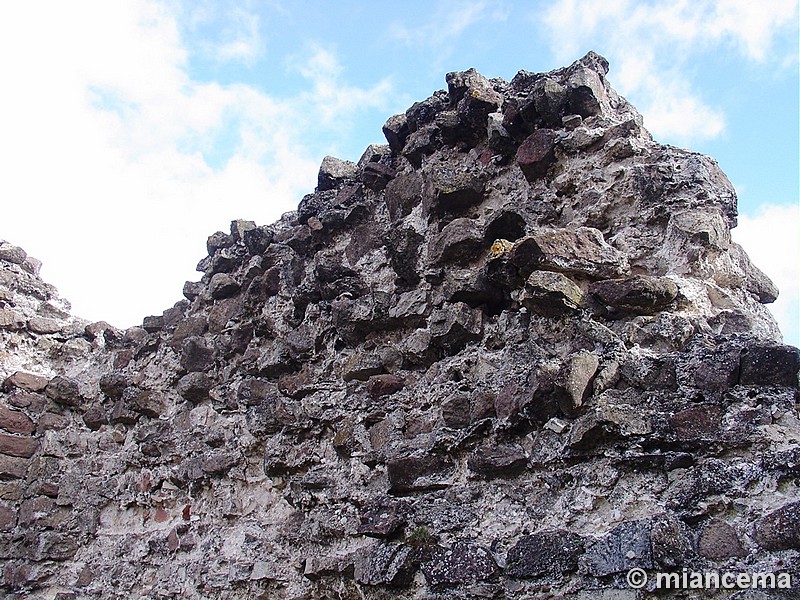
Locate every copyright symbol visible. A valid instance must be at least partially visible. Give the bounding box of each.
[627,567,648,589]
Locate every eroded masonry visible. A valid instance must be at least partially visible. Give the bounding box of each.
[1,52,799,599]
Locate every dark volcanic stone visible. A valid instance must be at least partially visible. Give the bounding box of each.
[358,499,405,538]
[581,520,653,576]
[176,372,212,403]
[428,218,484,265]
[82,405,108,431]
[383,114,410,155]
[209,273,240,300]
[354,542,416,586]
[754,501,800,550]
[739,345,800,387]
[516,129,556,182]
[44,376,81,407]
[421,542,498,587]
[441,394,471,429]
[387,454,454,493]
[423,169,485,217]
[366,374,405,399]
[385,172,423,222]
[506,530,584,577]
[590,275,678,314]
[181,336,215,373]
[467,444,527,478]
[698,519,746,559]
[362,163,396,192]
[243,225,274,255]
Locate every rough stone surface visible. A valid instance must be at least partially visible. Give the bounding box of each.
[590,275,679,314]
[506,530,584,577]
[0,54,796,599]
[754,501,800,550]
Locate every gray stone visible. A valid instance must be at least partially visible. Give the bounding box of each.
[0,244,27,264]
[522,271,585,314]
[561,351,600,415]
[428,218,484,265]
[354,543,416,586]
[581,520,653,577]
[512,227,629,279]
[318,155,358,191]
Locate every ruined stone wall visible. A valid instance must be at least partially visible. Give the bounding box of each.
[1,53,799,599]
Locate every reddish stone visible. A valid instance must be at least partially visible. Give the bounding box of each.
[18,496,55,527]
[182,504,191,520]
[138,472,152,493]
[27,316,61,334]
[367,374,405,399]
[76,566,95,587]
[698,519,746,559]
[0,433,38,458]
[0,406,35,435]
[0,455,29,479]
[39,482,59,497]
[668,405,722,440]
[85,320,112,341]
[113,349,134,369]
[82,405,107,431]
[37,412,68,432]
[516,129,557,182]
[1,371,48,392]
[6,390,46,413]
[154,506,169,523]
[0,504,15,531]
[167,528,180,552]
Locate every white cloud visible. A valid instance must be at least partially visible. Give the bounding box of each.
[288,45,394,128]
[708,0,799,61]
[389,0,508,66]
[0,1,393,328]
[733,204,800,347]
[540,0,798,144]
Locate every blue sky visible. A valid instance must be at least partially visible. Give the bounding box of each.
[1,0,797,345]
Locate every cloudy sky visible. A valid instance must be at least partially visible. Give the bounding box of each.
[1,0,797,345]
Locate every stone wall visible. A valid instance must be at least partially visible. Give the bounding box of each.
[1,53,798,599]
